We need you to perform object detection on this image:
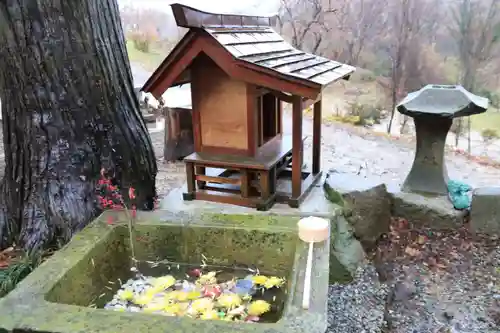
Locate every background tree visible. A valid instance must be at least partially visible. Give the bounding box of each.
[277,0,336,54]
[0,0,158,252]
[329,0,388,66]
[383,0,439,133]
[449,0,500,150]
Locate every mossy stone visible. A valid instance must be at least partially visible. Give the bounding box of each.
[0,211,331,333]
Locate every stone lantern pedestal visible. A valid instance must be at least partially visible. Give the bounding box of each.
[397,85,489,195]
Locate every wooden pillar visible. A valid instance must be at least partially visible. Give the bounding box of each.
[277,99,283,134]
[260,170,271,200]
[163,106,171,161]
[195,166,206,189]
[312,100,322,174]
[240,170,250,198]
[292,95,303,199]
[246,84,258,155]
[183,162,196,201]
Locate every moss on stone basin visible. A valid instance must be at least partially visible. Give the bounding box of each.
[0,211,330,333]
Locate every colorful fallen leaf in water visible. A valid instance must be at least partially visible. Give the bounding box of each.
[233,278,254,295]
[186,291,201,300]
[200,310,219,320]
[263,276,284,289]
[191,298,214,314]
[134,292,154,306]
[217,293,242,309]
[417,235,426,245]
[251,275,268,285]
[202,285,222,298]
[151,275,176,291]
[189,268,202,277]
[197,271,217,285]
[228,305,246,316]
[164,303,182,315]
[118,289,134,301]
[247,300,271,316]
[164,290,189,302]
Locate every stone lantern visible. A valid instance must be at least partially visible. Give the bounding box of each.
[397,85,489,195]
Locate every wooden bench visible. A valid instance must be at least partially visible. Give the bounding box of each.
[182,134,302,210]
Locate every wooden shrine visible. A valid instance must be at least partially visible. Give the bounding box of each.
[142,3,355,210]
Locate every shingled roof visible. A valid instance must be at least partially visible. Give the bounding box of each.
[141,3,355,99]
[204,27,354,86]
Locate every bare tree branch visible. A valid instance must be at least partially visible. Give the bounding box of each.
[278,0,336,53]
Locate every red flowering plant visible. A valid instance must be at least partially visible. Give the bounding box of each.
[96,168,144,268]
[95,168,137,225]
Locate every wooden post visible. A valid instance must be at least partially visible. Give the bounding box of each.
[260,170,270,200]
[292,95,303,200]
[240,169,250,198]
[183,162,196,201]
[195,166,206,189]
[312,100,322,174]
[163,106,172,161]
[277,99,283,134]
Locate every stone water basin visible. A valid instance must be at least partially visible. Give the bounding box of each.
[0,211,330,333]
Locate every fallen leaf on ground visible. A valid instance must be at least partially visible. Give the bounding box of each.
[1,247,14,255]
[0,246,15,268]
[405,246,421,256]
[417,235,426,245]
[427,256,437,267]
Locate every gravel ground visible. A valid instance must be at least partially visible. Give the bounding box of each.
[327,265,389,333]
[149,131,185,197]
[371,218,500,333]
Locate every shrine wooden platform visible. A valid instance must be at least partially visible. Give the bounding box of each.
[161,179,330,217]
[182,135,321,210]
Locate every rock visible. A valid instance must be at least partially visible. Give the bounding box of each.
[470,187,500,235]
[324,171,392,249]
[391,191,467,229]
[391,280,417,302]
[329,215,367,283]
[326,264,389,333]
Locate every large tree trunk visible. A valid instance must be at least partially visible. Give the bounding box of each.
[0,0,158,252]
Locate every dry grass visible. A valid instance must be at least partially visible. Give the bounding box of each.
[126,41,165,72]
[470,110,500,132]
[321,69,388,118]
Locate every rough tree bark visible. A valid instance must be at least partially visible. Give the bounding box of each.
[0,0,158,252]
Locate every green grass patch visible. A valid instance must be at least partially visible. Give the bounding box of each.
[470,109,500,133]
[0,252,41,298]
[126,41,165,72]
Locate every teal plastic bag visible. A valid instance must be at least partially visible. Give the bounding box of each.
[447,180,472,210]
